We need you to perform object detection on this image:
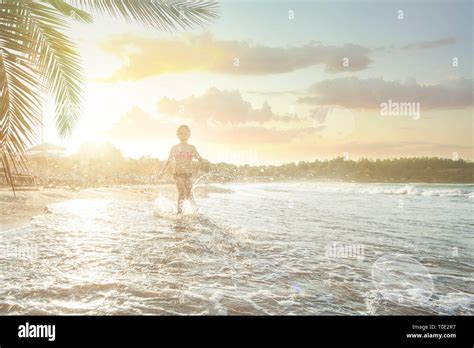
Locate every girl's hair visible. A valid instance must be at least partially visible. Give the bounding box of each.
[177,125,190,133]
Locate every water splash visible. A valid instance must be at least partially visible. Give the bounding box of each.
[0,182,472,315]
[153,195,198,218]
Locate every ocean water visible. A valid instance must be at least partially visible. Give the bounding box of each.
[0,182,473,315]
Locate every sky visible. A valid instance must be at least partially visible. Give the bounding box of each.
[42,0,473,164]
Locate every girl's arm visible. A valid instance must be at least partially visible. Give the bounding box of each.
[193,146,205,162]
[158,148,174,178]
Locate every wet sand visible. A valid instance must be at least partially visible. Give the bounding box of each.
[0,184,230,231]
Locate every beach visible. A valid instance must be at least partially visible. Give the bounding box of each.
[0,181,472,315]
[0,184,230,232]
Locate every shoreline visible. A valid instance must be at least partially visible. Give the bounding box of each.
[1,179,471,232]
[0,184,231,232]
[225,178,474,185]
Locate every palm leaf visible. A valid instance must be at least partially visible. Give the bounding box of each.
[0,0,219,194]
[0,19,42,193]
[40,0,93,23]
[25,1,85,137]
[69,0,219,30]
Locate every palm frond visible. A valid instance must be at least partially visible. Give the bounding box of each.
[40,0,93,23]
[24,1,84,137]
[0,0,220,194]
[0,50,41,155]
[69,0,219,31]
[0,28,42,191]
[0,1,84,139]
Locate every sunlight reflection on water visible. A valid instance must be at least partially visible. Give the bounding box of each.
[0,182,473,315]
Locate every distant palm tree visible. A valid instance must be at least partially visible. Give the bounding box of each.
[0,0,218,193]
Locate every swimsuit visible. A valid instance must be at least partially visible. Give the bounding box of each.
[173,172,192,179]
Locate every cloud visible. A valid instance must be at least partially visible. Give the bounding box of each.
[106,107,318,145]
[299,77,473,110]
[157,87,298,125]
[400,37,456,51]
[373,37,457,53]
[203,125,320,145]
[106,106,176,140]
[246,90,303,96]
[103,106,472,161]
[99,33,372,81]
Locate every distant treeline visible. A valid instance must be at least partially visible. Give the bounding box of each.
[207,157,473,183]
[24,145,474,186]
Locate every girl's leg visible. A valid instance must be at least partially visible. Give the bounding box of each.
[184,176,193,202]
[175,177,186,214]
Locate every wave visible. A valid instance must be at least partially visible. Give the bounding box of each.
[238,183,474,199]
[359,185,472,197]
